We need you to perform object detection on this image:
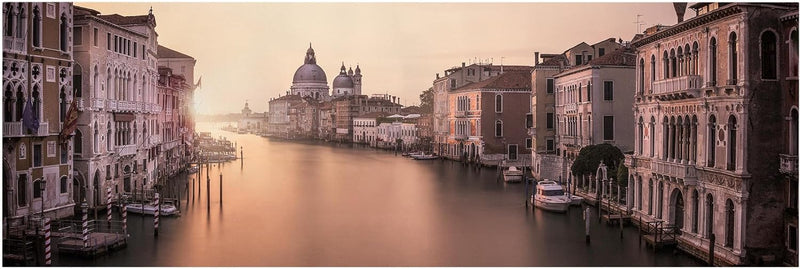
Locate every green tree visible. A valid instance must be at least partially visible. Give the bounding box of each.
[419,87,433,113]
[570,143,625,181]
[616,163,628,188]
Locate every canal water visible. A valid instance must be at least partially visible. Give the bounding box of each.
[60,122,703,266]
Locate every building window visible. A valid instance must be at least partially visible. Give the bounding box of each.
[60,143,68,164]
[508,144,518,160]
[657,181,663,218]
[133,42,137,57]
[761,31,777,79]
[603,81,613,101]
[60,13,68,51]
[637,177,643,210]
[789,224,798,252]
[708,115,716,167]
[648,179,653,215]
[727,116,737,171]
[93,27,98,46]
[33,6,41,47]
[639,58,645,95]
[706,194,714,238]
[546,139,554,151]
[728,32,738,84]
[526,113,533,128]
[32,86,40,121]
[5,4,13,37]
[603,116,614,140]
[791,30,799,77]
[495,94,502,113]
[637,117,643,154]
[33,179,43,199]
[526,138,532,149]
[575,55,582,65]
[650,55,656,84]
[725,199,734,247]
[710,37,717,85]
[450,79,456,89]
[692,190,699,233]
[598,48,605,57]
[74,26,82,46]
[17,174,27,206]
[663,51,669,79]
[3,86,12,122]
[546,112,554,129]
[650,117,656,157]
[587,82,592,101]
[546,78,554,94]
[60,87,67,122]
[33,144,42,167]
[107,33,111,50]
[74,129,83,154]
[60,176,67,194]
[495,120,503,137]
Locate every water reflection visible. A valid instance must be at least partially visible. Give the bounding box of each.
[59,122,703,266]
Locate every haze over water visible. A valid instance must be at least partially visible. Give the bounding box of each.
[60,122,703,266]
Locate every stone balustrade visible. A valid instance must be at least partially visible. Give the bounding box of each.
[780,154,798,174]
[652,159,697,185]
[651,75,703,99]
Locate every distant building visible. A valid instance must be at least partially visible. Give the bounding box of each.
[332,63,362,97]
[267,94,304,139]
[353,112,388,146]
[237,101,267,133]
[290,44,329,100]
[625,2,798,265]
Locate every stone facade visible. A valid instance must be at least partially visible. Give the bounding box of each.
[624,3,798,265]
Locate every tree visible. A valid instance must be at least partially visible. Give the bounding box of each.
[419,87,433,113]
[570,143,625,181]
[616,163,628,188]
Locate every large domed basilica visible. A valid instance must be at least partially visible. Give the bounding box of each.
[289,44,361,100]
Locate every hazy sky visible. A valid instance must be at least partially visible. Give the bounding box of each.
[77,2,681,115]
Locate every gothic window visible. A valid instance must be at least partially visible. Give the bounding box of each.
[60,176,67,194]
[692,190,699,233]
[17,174,27,206]
[638,117,644,154]
[706,194,714,238]
[727,116,737,171]
[93,122,98,153]
[33,179,43,199]
[637,176,643,210]
[107,122,112,150]
[725,199,734,247]
[73,64,82,97]
[657,181,663,218]
[677,46,684,76]
[4,85,13,122]
[692,42,700,75]
[74,129,82,154]
[670,49,677,77]
[495,94,502,113]
[639,59,645,94]
[495,120,503,137]
[5,4,14,37]
[650,55,656,84]
[15,86,23,121]
[32,86,40,121]
[648,179,654,215]
[728,32,738,84]
[791,30,799,77]
[761,31,777,79]
[15,5,23,39]
[650,116,656,157]
[791,109,798,155]
[60,87,66,122]
[708,115,717,167]
[710,37,717,85]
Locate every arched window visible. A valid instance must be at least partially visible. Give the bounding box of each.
[708,115,717,167]
[60,176,68,194]
[663,51,669,79]
[710,37,718,85]
[60,13,68,52]
[685,44,692,75]
[706,194,714,238]
[692,189,699,233]
[32,6,41,47]
[74,129,83,154]
[59,87,67,122]
[93,66,99,98]
[495,120,503,137]
[107,122,112,150]
[133,123,137,144]
[32,86,40,121]
[4,85,13,122]
[657,181,664,218]
[650,116,656,157]
[663,116,669,160]
[639,59,645,95]
[33,179,43,199]
[5,4,14,37]
[725,199,735,247]
[495,94,502,113]
[728,32,738,84]
[692,42,700,75]
[106,68,112,99]
[93,123,98,153]
[73,64,82,97]
[15,5,23,39]
[791,109,798,155]
[15,86,23,122]
[670,49,677,77]
[637,176,643,210]
[650,55,656,83]
[17,174,27,206]
[791,30,798,77]
[648,179,654,215]
[677,46,684,76]
[761,31,777,79]
[727,115,737,171]
[638,117,644,154]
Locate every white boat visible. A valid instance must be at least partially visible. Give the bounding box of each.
[532,180,571,213]
[404,151,424,158]
[503,166,523,183]
[126,201,180,216]
[411,154,438,160]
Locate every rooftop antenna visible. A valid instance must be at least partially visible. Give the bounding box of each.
[500,57,505,73]
[634,14,645,33]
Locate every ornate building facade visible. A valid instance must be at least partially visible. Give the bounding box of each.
[624,3,798,265]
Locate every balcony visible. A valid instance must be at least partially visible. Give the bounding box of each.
[652,159,697,185]
[163,140,180,150]
[3,36,25,52]
[780,154,798,174]
[651,75,703,100]
[118,100,138,111]
[148,135,162,147]
[116,144,136,156]
[107,99,118,110]
[565,103,577,112]
[92,98,105,110]
[76,99,86,111]
[3,121,49,137]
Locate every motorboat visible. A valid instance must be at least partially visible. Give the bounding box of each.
[532,180,570,212]
[502,166,523,183]
[126,201,180,216]
[403,151,424,158]
[411,153,438,160]
[569,194,584,206]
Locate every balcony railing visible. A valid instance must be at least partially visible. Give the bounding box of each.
[565,103,577,112]
[780,154,798,174]
[118,100,138,111]
[3,121,49,137]
[107,99,118,110]
[652,159,697,185]
[76,98,85,111]
[651,75,703,99]
[116,144,136,156]
[163,140,180,150]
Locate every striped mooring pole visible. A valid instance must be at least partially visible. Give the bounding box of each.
[154,192,160,237]
[44,217,52,265]
[81,200,89,248]
[122,198,128,236]
[106,186,112,227]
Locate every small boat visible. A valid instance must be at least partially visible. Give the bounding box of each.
[411,154,438,160]
[502,166,523,183]
[403,151,423,158]
[126,201,180,216]
[532,180,570,213]
[186,165,199,174]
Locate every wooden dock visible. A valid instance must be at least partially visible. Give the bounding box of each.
[56,232,127,257]
[602,214,631,225]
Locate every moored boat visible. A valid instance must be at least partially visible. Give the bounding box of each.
[502,166,523,183]
[126,201,180,216]
[411,153,438,160]
[532,180,570,212]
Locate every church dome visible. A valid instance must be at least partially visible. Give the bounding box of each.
[292,44,327,84]
[332,63,354,88]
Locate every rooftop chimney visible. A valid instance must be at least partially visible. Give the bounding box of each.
[462,62,466,68]
[534,52,540,65]
[436,73,440,79]
[673,2,687,23]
